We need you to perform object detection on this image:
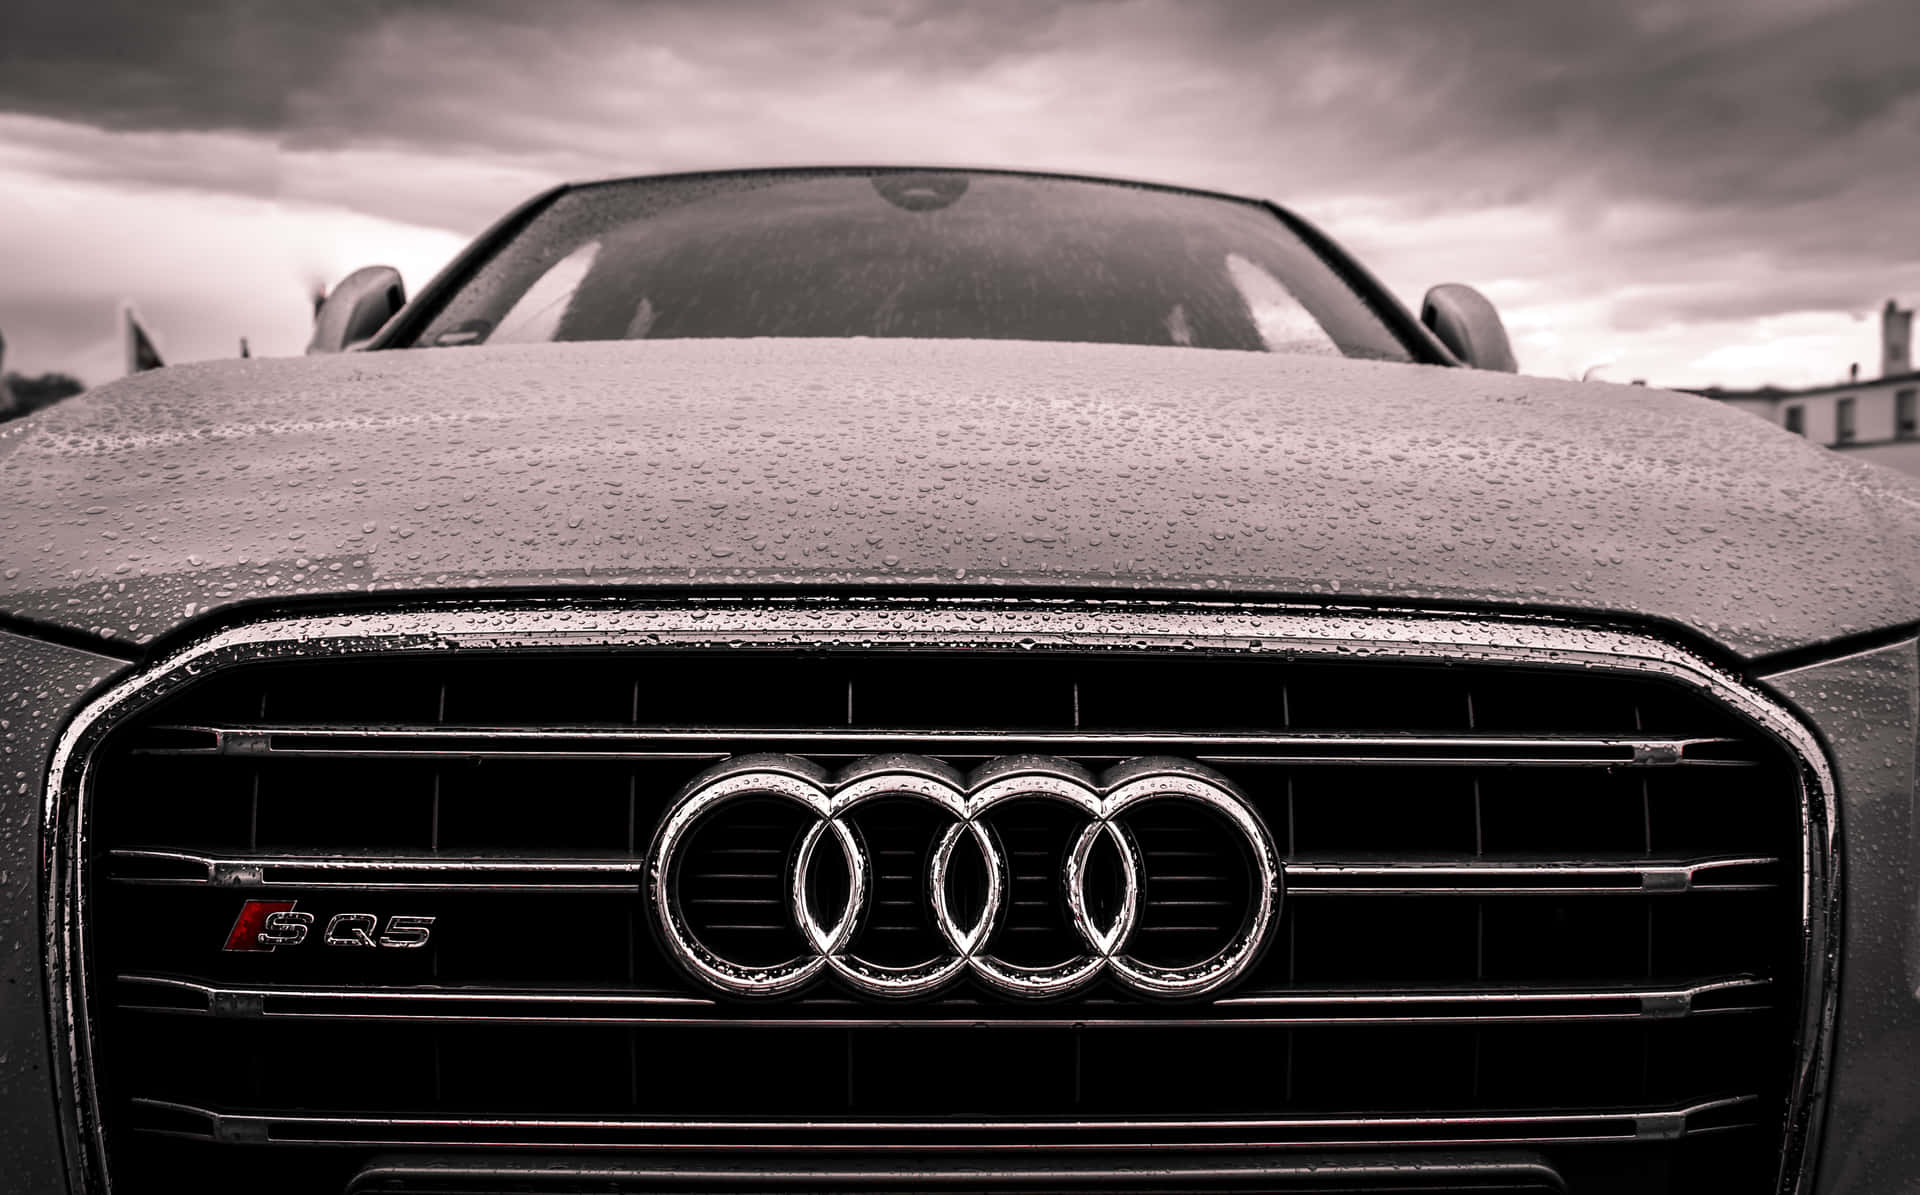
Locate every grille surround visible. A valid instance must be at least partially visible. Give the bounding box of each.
[43,597,1840,1195]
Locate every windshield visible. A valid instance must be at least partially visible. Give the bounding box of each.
[411,170,1412,361]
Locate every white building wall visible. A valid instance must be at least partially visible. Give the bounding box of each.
[1721,379,1917,448]
[1806,396,1840,444]
[1857,390,1898,443]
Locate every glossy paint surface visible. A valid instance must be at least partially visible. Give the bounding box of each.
[0,631,125,1194]
[0,337,1915,656]
[1764,638,1920,1194]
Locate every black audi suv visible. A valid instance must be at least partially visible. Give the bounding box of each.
[3,167,1916,1194]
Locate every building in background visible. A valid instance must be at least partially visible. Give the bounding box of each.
[1884,298,1912,379]
[1693,299,1918,449]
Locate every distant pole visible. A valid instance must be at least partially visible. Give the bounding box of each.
[0,328,16,415]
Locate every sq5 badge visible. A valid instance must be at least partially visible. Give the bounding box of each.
[222,900,434,952]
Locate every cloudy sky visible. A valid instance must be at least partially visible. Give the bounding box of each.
[1,0,1915,388]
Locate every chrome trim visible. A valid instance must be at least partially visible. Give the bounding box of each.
[1283,855,1783,895]
[1212,975,1771,1020]
[105,849,644,892]
[341,1156,1571,1194]
[648,753,1280,1000]
[44,597,1841,1195]
[138,722,1753,767]
[114,973,1771,1026]
[105,846,1782,896]
[130,1094,1758,1150]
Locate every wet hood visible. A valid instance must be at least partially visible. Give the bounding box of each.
[2,337,1916,659]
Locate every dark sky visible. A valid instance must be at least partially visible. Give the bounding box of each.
[2,0,1915,384]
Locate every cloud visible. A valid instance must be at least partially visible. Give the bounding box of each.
[10,1,1909,205]
[0,151,464,381]
[0,0,378,133]
[1685,310,1883,383]
[0,0,1915,388]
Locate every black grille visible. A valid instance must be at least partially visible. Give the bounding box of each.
[80,643,1809,1193]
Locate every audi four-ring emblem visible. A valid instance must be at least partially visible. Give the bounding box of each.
[646,752,1281,1001]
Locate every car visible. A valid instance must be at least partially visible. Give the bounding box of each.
[3,166,1916,1195]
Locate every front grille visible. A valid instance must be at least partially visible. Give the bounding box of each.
[64,607,1821,1194]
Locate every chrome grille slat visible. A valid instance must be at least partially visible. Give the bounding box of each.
[1284,855,1782,895]
[113,974,1771,1026]
[130,1094,1760,1150]
[105,847,1785,896]
[134,723,1759,767]
[334,1157,1584,1191]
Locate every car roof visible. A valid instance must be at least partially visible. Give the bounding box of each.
[562,163,1271,210]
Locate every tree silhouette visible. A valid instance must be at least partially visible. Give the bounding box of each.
[1,372,85,419]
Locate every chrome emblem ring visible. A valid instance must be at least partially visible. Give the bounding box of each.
[647,753,1281,1001]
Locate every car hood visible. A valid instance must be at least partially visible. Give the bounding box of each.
[2,337,1916,659]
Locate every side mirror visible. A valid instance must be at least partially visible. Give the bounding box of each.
[1420,283,1518,373]
[307,266,406,354]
